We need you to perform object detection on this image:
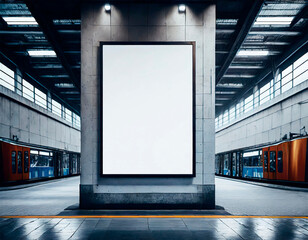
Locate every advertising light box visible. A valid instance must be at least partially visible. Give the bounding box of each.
[101,42,195,176]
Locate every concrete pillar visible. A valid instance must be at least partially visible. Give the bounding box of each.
[80,2,216,209]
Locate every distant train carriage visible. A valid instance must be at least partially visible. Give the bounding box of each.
[216,136,308,184]
[0,139,80,184]
[262,137,308,182]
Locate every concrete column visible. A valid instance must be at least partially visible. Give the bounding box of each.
[80,2,216,209]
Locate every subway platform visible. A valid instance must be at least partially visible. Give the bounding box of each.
[0,176,307,240]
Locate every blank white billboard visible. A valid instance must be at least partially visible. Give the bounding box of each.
[102,43,195,176]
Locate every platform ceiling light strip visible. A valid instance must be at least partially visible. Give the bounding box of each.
[237,50,269,57]
[254,17,294,25]
[27,50,56,57]
[2,17,38,25]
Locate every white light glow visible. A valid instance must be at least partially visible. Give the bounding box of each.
[255,17,294,25]
[237,50,269,57]
[27,50,56,57]
[104,3,111,11]
[178,4,186,12]
[2,17,38,25]
[39,151,50,156]
[30,150,39,155]
[243,151,260,158]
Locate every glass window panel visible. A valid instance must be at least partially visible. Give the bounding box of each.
[294,52,308,69]
[260,92,270,105]
[52,99,62,117]
[282,81,292,93]
[270,151,276,172]
[223,110,229,125]
[24,151,29,173]
[23,80,34,102]
[35,88,47,109]
[293,70,308,86]
[66,109,72,122]
[293,60,308,78]
[264,151,268,172]
[260,82,270,94]
[244,95,253,113]
[17,151,22,174]
[12,151,16,174]
[0,63,15,91]
[282,65,292,78]
[229,106,235,121]
[281,73,292,86]
[277,151,283,173]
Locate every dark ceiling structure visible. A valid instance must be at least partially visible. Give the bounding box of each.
[0,0,307,117]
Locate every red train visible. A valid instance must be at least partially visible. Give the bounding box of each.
[263,136,308,182]
[0,139,80,184]
[215,136,308,184]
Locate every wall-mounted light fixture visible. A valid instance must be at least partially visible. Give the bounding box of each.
[105,3,111,12]
[178,4,186,13]
[12,135,19,141]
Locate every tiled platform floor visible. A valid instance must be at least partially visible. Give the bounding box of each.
[0,217,307,240]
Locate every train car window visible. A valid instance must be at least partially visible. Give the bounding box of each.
[30,152,53,167]
[24,151,29,173]
[278,151,283,173]
[17,151,22,173]
[270,151,276,172]
[264,151,268,171]
[12,151,16,174]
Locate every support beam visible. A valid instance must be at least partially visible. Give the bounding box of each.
[25,0,81,90]
[0,42,80,115]
[216,0,263,85]
[216,26,308,117]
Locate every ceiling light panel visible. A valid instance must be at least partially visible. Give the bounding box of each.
[2,16,38,25]
[27,50,56,57]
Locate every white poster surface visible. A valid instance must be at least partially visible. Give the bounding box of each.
[102,43,194,175]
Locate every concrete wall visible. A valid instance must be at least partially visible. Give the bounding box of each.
[216,81,308,154]
[0,86,80,152]
[80,2,216,209]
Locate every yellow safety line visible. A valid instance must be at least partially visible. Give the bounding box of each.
[0,215,307,219]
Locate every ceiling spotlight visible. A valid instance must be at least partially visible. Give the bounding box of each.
[178,4,186,13]
[105,3,111,12]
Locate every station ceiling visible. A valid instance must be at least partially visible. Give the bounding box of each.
[0,0,307,116]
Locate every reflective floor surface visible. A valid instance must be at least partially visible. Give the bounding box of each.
[0,217,307,240]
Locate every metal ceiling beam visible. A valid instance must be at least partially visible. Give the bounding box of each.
[290,5,308,28]
[25,0,81,91]
[216,25,308,117]
[0,42,80,115]
[216,0,264,85]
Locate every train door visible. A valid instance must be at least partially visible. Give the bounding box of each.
[54,151,62,177]
[263,147,269,179]
[268,146,277,180]
[276,142,288,180]
[22,147,30,180]
[15,146,23,181]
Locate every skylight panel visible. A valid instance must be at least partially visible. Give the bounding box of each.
[2,16,38,25]
[27,50,56,57]
[254,17,294,25]
[237,50,269,57]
